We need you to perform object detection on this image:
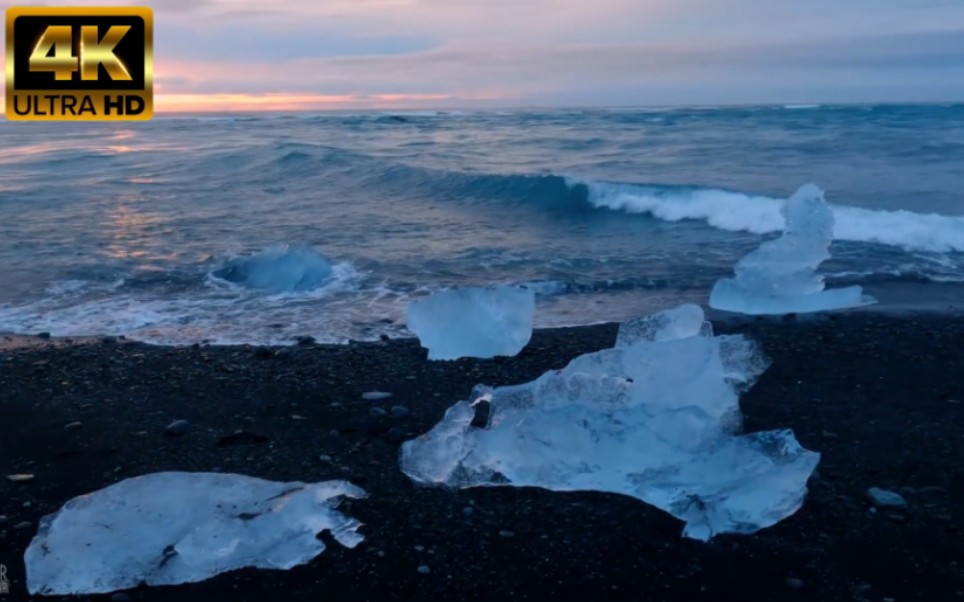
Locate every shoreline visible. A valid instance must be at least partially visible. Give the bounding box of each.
[1,313,962,601]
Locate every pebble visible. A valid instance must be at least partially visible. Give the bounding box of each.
[369,407,388,418]
[0,515,7,524]
[786,578,805,589]
[14,521,32,530]
[463,506,474,516]
[165,419,192,436]
[385,427,407,443]
[65,421,83,430]
[499,530,515,538]
[362,391,393,401]
[417,565,431,575]
[37,331,51,339]
[319,454,332,463]
[391,405,410,418]
[867,487,907,508]
[6,473,34,483]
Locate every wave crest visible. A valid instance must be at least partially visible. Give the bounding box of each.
[570,178,964,253]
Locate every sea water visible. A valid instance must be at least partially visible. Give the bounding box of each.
[0,104,962,345]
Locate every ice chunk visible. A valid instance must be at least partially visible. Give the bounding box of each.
[616,303,712,346]
[212,244,333,292]
[25,473,366,595]
[401,305,819,540]
[407,285,535,360]
[710,184,876,315]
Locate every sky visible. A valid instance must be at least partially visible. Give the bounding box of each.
[3,0,964,111]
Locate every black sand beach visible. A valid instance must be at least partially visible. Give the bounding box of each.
[1,312,962,601]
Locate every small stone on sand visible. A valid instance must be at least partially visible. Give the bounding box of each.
[867,487,907,508]
[165,420,192,437]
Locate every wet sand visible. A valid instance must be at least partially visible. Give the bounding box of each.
[1,312,962,601]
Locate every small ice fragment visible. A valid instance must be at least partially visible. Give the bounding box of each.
[407,285,535,360]
[362,392,393,401]
[867,487,907,508]
[401,305,819,541]
[6,474,34,483]
[25,472,366,595]
[212,244,333,292]
[710,184,876,315]
[616,303,712,346]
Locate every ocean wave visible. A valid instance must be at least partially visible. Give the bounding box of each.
[570,178,964,253]
[519,278,673,296]
[219,147,963,256]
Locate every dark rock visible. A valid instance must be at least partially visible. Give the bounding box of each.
[370,407,388,418]
[296,336,316,346]
[37,332,51,339]
[786,578,805,589]
[391,405,410,418]
[386,427,407,443]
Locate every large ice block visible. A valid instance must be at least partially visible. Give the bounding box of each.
[710,184,876,315]
[25,473,366,595]
[616,303,713,346]
[401,305,819,540]
[407,285,536,360]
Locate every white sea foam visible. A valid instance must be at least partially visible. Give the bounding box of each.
[573,179,964,253]
[0,262,379,346]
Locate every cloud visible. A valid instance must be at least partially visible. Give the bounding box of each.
[146,0,216,12]
[4,0,964,107]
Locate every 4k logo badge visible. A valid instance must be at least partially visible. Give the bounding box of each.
[5,6,153,121]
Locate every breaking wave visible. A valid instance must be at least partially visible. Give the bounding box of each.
[234,143,963,255]
[568,178,964,254]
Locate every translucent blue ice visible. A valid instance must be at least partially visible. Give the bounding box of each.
[401,305,819,540]
[212,244,333,292]
[25,473,366,595]
[710,184,876,315]
[407,285,535,360]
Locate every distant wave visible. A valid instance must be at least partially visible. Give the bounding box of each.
[238,143,964,255]
[569,178,964,253]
